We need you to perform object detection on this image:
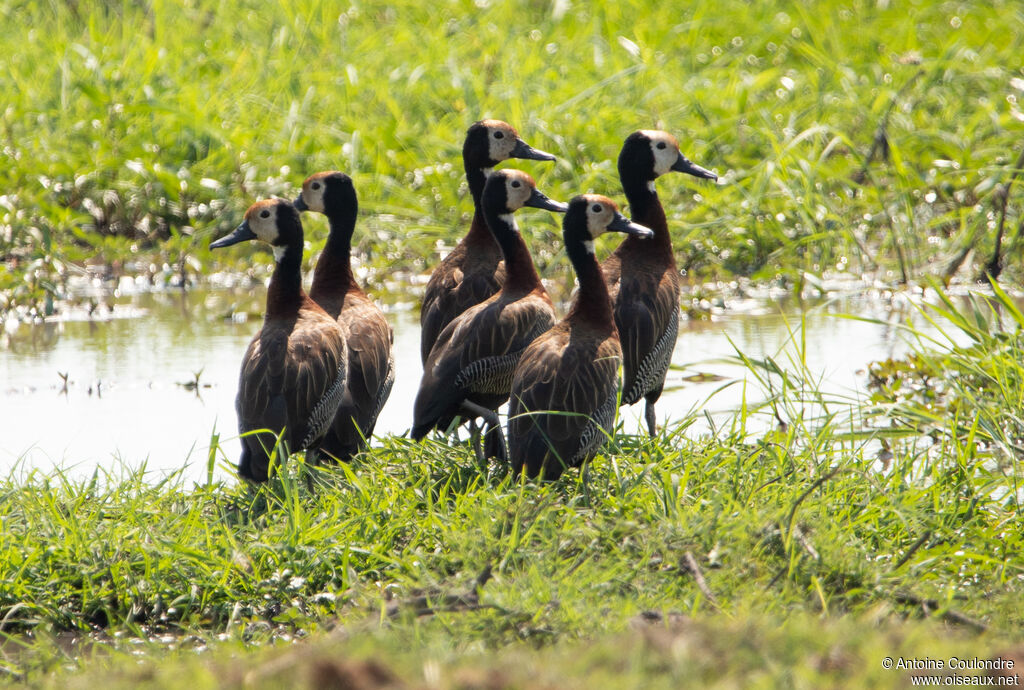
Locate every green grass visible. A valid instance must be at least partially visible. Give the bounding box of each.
[13,614,1022,689]
[3,290,1024,686]
[863,282,1024,504]
[4,0,1024,686]
[3,0,1024,316]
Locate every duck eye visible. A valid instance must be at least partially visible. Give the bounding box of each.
[591,204,602,213]
[311,182,321,190]
[656,142,667,150]
[511,180,521,188]
[260,210,271,219]
[493,131,504,139]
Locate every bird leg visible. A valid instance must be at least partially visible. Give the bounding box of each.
[459,400,500,428]
[459,401,502,468]
[304,448,320,494]
[469,418,484,465]
[483,420,508,464]
[645,400,658,436]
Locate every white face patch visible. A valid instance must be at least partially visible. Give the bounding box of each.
[582,194,619,240]
[487,126,517,161]
[302,183,327,213]
[647,181,657,194]
[583,240,595,255]
[497,212,517,229]
[505,172,535,210]
[645,130,681,178]
[272,245,287,262]
[481,167,494,178]
[586,214,608,239]
[248,209,280,243]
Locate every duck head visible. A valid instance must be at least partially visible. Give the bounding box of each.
[293,171,357,218]
[211,199,302,260]
[564,194,653,253]
[482,168,568,216]
[619,130,717,185]
[464,119,556,170]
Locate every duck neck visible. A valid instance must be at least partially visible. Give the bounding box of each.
[621,175,673,256]
[466,162,489,204]
[566,238,613,326]
[483,207,541,292]
[311,210,357,300]
[266,243,306,318]
[465,161,499,248]
[466,206,499,250]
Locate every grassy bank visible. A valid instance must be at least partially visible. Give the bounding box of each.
[4,0,1024,686]
[2,288,1023,686]
[3,0,1024,317]
[14,615,1023,689]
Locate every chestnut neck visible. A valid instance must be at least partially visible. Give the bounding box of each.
[482,205,542,293]
[266,241,306,319]
[566,235,614,327]
[620,173,674,260]
[464,156,500,249]
[310,205,358,304]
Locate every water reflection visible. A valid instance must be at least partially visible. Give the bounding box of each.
[0,286,954,482]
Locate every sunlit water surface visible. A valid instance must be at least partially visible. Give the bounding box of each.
[0,283,963,483]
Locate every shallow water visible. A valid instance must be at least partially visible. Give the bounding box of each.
[0,282,959,483]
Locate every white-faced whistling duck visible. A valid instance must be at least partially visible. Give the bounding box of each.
[419,120,556,364]
[210,199,348,482]
[510,195,653,480]
[294,171,395,463]
[413,169,567,463]
[602,130,717,435]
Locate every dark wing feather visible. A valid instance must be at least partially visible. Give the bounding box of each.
[237,330,286,436]
[614,269,678,405]
[414,290,554,437]
[235,331,291,481]
[602,252,624,304]
[420,238,506,363]
[234,308,346,479]
[320,297,394,461]
[342,298,394,411]
[420,254,464,363]
[285,309,348,449]
[510,326,621,479]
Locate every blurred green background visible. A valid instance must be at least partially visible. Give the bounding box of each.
[2,0,1023,315]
